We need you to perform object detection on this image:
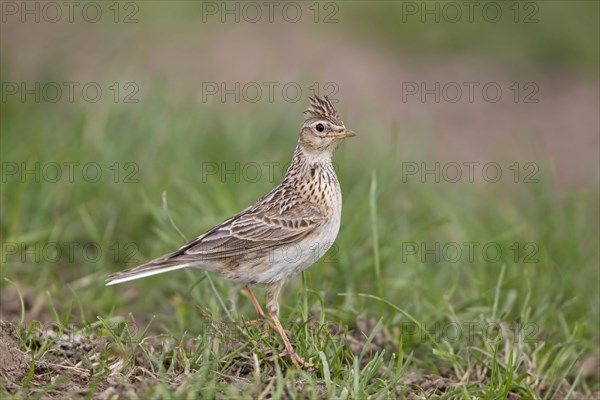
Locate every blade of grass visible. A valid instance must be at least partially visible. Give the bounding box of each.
[369,171,383,303]
[21,353,35,388]
[4,278,25,331]
[492,264,506,321]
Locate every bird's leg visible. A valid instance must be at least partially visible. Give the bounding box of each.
[245,285,266,319]
[241,285,290,336]
[241,285,269,329]
[265,283,312,368]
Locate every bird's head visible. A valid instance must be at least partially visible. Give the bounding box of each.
[298,96,355,156]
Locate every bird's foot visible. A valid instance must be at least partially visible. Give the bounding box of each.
[268,349,314,368]
[242,319,292,337]
[241,318,269,333]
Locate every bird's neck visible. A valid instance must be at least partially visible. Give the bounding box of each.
[284,145,333,179]
[282,145,340,210]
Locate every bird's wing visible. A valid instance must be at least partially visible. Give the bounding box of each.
[105,189,324,285]
[175,190,325,259]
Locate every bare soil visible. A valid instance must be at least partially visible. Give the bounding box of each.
[1,315,592,399]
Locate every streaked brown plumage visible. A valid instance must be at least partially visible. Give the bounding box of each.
[106,96,355,367]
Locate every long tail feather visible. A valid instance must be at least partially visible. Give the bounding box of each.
[105,261,192,286]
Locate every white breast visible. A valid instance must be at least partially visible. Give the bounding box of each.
[254,178,342,284]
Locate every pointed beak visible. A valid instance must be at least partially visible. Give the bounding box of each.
[332,130,356,139]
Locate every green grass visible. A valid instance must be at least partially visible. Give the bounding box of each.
[1,87,598,398]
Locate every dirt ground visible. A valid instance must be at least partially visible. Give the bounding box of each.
[1,283,595,398]
[1,312,591,399]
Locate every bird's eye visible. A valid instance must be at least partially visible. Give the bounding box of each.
[315,123,325,132]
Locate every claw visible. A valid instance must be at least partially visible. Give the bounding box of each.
[267,350,314,368]
[242,319,292,337]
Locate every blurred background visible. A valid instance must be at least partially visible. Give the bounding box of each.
[2,1,598,187]
[1,0,599,396]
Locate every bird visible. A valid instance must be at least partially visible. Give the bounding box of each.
[106,96,356,367]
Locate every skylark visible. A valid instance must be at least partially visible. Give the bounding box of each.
[106,96,355,367]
